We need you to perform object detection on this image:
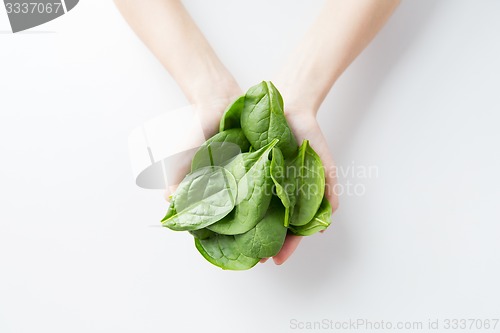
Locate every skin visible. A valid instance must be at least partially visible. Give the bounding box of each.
[114,0,400,265]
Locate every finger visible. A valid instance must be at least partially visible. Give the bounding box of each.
[164,190,171,203]
[306,129,339,212]
[320,160,339,213]
[260,258,269,263]
[164,185,178,203]
[324,169,339,212]
[166,151,193,188]
[273,234,303,265]
[317,148,339,212]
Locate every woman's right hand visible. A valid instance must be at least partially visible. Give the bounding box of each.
[267,107,339,265]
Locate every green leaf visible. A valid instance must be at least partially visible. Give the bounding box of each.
[162,166,237,231]
[289,195,332,236]
[189,228,216,240]
[163,197,177,221]
[191,128,250,171]
[195,235,259,270]
[219,95,245,132]
[288,140,325,226]
[270,147,294,226]
[241,81,298,158]
[207,139,278,235]
[234,199,288,258]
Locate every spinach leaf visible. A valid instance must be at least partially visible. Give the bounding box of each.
[234,199,288,258]
[189,228,216,240]
[270,147,294,226]
[162,166,237,231]
[191,128,250,171]
[288,140,325,226]
[289,195,332,236]
[241,81,298,158]
[195,235,259,270]
[207,139,278,235]
[163,197,177,221]
[219,96,245,132]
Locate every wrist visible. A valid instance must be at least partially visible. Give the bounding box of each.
[192,79,240,118]
[184,66,241,107]
[273,81,319,118]
[187,76,241,137]
[273,50,340,116]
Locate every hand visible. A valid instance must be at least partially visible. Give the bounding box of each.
[263,109,339,265]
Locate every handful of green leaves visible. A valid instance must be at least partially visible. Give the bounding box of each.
[161,81,332,270]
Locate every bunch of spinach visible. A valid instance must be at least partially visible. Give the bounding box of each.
[161,81,332,270]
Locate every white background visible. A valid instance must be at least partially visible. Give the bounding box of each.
[1,1,499,332]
